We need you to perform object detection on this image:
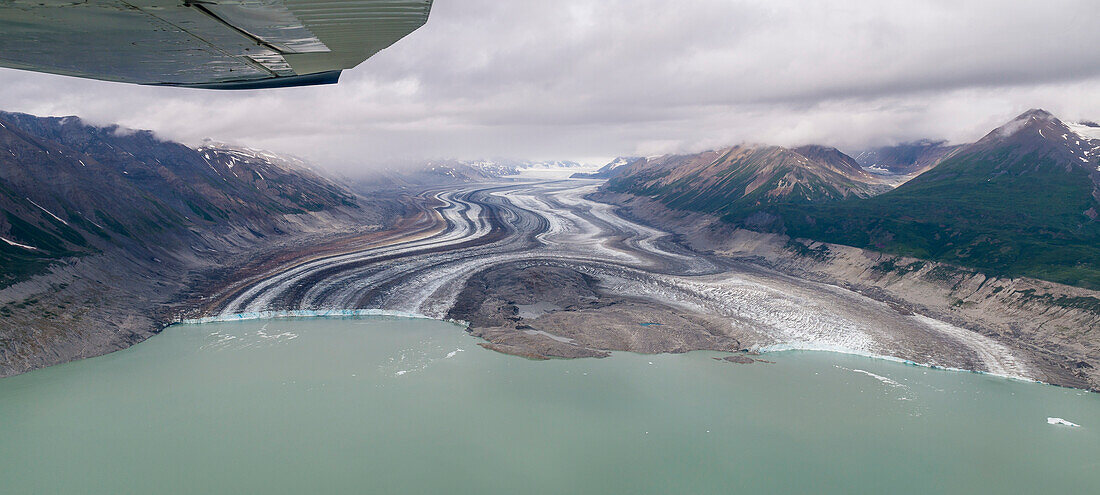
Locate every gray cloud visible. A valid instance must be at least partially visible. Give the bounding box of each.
[2,0,1100,174]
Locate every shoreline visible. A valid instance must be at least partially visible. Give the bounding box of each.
[176,309,469,328]
[0,193,427,379]
[756,343,1047,387]
[164,310,1083,392]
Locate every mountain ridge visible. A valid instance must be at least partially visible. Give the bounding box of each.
[601,108,1100,288]
[602,143,887,218]
[0,110,399,377]
[0,111,363,287]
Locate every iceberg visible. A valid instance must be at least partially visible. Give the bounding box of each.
[1046,417,1080,427]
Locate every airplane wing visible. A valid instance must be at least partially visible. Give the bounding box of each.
[0,0,433,89]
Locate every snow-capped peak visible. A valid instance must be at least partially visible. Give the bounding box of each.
[993,108,1057,138]
[439,158,586,173]
[603,156,641,170]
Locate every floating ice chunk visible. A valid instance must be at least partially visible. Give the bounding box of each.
[1047,417,1080,427]
[395,370,409,376]
[851,368,906,388]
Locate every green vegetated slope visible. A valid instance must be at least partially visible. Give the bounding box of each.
[605,144,884,217]
[605,109,1100,289]
[770,110,1100,288]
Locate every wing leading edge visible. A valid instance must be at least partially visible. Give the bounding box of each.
[0,0,433,89]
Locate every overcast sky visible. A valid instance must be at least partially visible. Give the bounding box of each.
[3,0,1100,173]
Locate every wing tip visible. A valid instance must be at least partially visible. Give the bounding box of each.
[156,70,342,90]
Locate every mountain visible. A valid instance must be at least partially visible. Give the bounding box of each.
[0,112,361,288]
[853,140,963,175]
[597,109,1100,288]
[513,159,588,169]
[767,109,1100,287]
[571,156,644,179]
[789,145,876,181]
[354,160,516,192]
[0,111,395,376]
[456,158,587,172]
[601,144,885,217]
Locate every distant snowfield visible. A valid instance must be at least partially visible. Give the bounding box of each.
[506,166,598,179]
[1067,122,1100,141]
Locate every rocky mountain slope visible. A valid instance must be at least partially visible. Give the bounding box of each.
[0,112,360,286]
[601,144,887,219]
[600,109,1100,289]
[0,112,396,376]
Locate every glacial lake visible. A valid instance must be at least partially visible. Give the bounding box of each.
[2,317,1099,493]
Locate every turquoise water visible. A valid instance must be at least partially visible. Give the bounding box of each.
[2,317,1098,494]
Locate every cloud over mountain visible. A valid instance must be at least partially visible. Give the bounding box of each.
[2,0,1100,173]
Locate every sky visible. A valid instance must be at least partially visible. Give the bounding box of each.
[2,0,1100,174]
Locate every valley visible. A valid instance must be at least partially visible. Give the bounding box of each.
[193,177,1095,388]
[3,110,1100,392]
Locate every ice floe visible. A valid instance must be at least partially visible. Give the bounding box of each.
[1046,417,1080,427]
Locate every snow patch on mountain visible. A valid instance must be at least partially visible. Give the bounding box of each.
[26,198,68,226]
[1067,122,1100,141]
[604,156,641,170]
[0,236,37,250]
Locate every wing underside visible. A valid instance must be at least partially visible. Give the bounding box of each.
[0,0,432,88]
